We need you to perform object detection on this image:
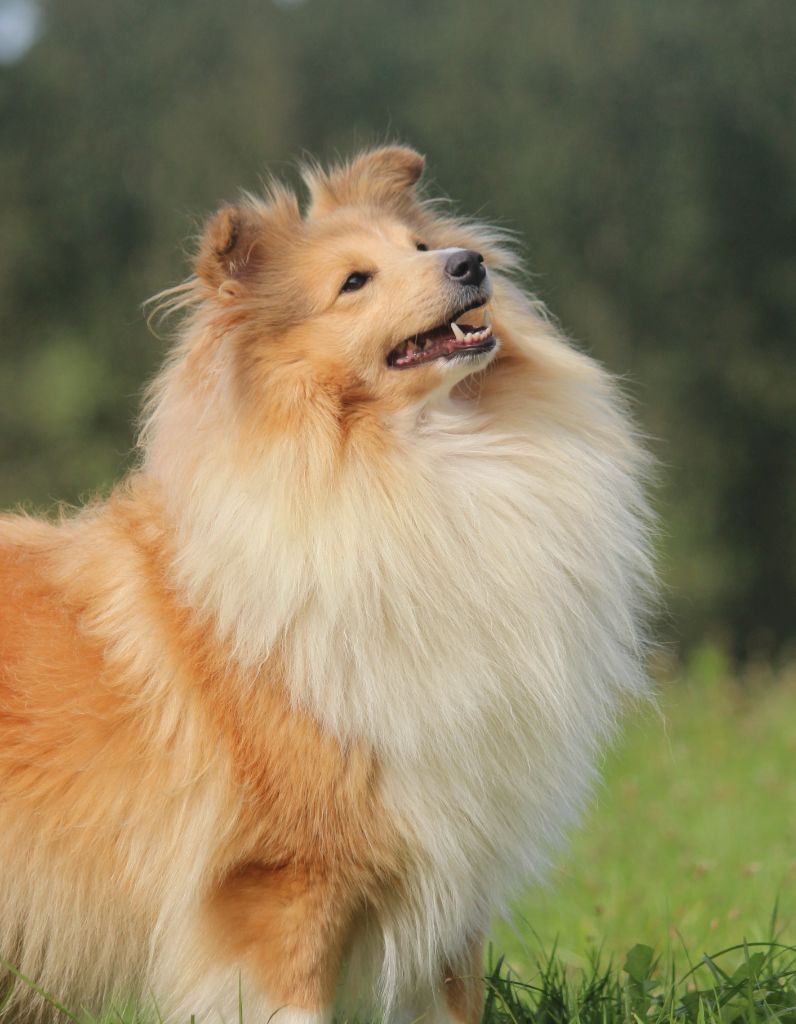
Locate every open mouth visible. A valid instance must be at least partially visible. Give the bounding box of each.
[387,309,496,369]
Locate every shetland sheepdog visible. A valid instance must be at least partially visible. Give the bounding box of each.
[0,147,654,1024]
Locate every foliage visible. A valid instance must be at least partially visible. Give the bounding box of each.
[5,941,796,1024]
[481,940,796,1024]
[495,656,796,963]
[1,663,794,1020]
[1,0,795,655]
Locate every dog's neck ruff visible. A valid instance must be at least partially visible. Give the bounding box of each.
[143,308,654,996]
[147,343,652,735]
[145,312,654,753]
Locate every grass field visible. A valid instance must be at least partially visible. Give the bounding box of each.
[4,652,795,1023]
[493,650,796,974]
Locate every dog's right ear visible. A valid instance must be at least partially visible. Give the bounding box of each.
[305,146,426,217]
[195,204,265,298]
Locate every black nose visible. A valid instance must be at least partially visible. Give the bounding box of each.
[444,250,485,286]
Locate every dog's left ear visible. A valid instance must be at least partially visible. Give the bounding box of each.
[305,146,425,216]
[194,203,267,296]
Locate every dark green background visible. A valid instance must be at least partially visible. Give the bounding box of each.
[1,0,794,659]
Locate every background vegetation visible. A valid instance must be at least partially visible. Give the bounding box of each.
[496,651,796,963]
[1,0,794,659]
[1,0,795,1013]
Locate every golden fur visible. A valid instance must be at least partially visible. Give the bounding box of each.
[0,147,655,1024]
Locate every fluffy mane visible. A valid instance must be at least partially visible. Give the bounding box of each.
[138,168,655,1003]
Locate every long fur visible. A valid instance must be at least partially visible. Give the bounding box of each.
[0,146,655,1024]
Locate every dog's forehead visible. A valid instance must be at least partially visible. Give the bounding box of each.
[308,207,412,250]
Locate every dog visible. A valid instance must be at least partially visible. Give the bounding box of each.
[0,146,654,1024]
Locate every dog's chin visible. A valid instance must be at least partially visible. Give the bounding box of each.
[433,337,500,385]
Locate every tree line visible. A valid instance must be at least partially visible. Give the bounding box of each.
[1,0,794,658]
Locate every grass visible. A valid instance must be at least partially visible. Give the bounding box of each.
[493,651,796,971]
[481,939,796,1024]
[477,653,796,1022]
[4,652,795,1023]
[7,941,796,1024]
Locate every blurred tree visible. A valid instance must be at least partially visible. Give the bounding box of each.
[0,0,794,658]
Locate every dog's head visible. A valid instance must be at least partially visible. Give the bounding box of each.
[181,147,512,425]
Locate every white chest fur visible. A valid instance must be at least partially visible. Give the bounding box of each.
[147,326,654,1008]
[282,397,652,994]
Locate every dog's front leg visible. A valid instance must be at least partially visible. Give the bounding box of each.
[396,932,486,1024]
[158,861,358,1024]
[440,932,486,1024]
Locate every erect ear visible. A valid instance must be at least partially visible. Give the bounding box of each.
[305,145,425,217]
[194,203,266,295]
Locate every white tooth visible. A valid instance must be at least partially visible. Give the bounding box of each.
[451,322,465,341]
[484,309,492,328]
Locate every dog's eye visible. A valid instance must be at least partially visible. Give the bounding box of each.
[340,272,371,293]
[416,242,429,251]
